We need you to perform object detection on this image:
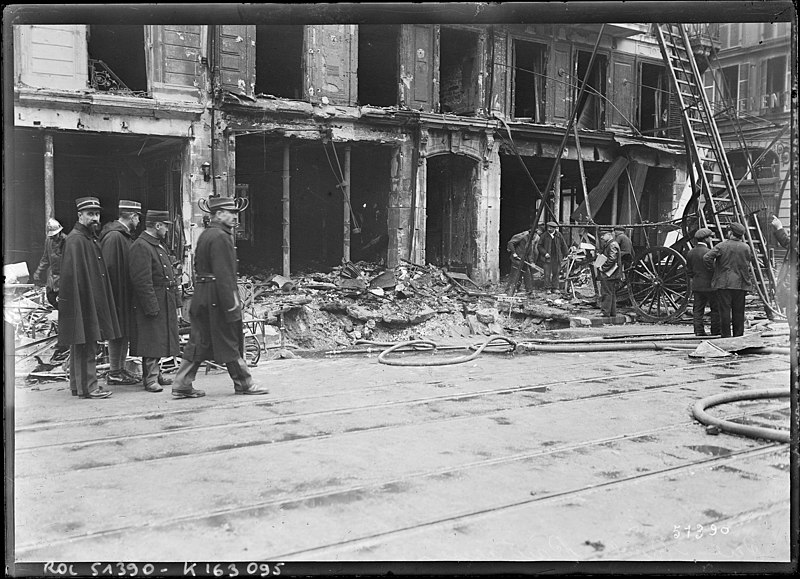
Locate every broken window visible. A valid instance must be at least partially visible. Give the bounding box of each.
[357,25,399,107]
[87,25,148,95]
[255,25,304,99]
[575,50,607,129]
[718,64,738,110]
[512,39,547,122]
[763,55,787,112]
[639,62,669,136]
[439,27,480,115]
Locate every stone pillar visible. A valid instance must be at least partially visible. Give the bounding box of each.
[387,139,415,268]
[44,133,54,220]
[474,131,501,284]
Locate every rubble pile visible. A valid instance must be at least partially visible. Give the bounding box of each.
[238,260,586,351]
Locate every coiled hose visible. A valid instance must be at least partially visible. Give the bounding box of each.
[377,335,517,367]
[691,389,790,443]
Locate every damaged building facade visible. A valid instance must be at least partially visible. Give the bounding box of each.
[13,22,723,284]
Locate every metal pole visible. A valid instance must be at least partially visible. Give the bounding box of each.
[44,133,54,220]
[282,143,291,278]
[343,145,351,262]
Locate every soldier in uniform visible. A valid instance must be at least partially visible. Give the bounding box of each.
[170,196,269,398]
[99,199,142,386]
[129,210,180,393]
[58,197,120,399]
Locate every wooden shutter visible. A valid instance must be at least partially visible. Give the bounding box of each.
[148,25,203,100]
[305,25,357,105]
[16,25,88,91]
[216,25,255,97]
[738,62,750,112]
[547,43,571,122]
[609,54,634,130]
[400,24,435,111]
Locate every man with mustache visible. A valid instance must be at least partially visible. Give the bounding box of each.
[57,197,121,399]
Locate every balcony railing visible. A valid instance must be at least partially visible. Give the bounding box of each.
[88,59,148,97]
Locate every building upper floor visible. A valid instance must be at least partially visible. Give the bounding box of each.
[14,22,740,141]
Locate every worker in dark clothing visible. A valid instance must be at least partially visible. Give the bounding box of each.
[58,197,121,399]
[703,222,753,338]
[507,226,542,293]
[613,225,634,270]
[170,196,269,398]
[99,200,142,386]
[596,230,623,317]
[538,221,569,293]
[129,210,181,393]
[685,228,720,336]
[33,218,67,309]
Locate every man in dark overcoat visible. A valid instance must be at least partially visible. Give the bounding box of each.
[170,196,269,398]
[33,218,67,309]
[703,222,753,338]
[685,228,720,336]
[58,197,120,399]
[129,210,180,393]
[613,225,634,271]
[99,199,141,386]
[506,225,543,293]
[596,230,624,317]
[538,221,569,292]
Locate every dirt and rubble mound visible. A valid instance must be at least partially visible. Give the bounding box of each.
[238,260,592,352]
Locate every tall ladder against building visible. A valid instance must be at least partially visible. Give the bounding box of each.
[654,23,783,319]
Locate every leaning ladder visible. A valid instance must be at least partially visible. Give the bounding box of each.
[654,23,783,319]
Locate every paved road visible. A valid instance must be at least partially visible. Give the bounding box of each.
[11,328,793,565]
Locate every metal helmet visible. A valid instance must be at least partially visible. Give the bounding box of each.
[46,218,63,236]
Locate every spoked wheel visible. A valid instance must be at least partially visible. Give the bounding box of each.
[628,246,690,323]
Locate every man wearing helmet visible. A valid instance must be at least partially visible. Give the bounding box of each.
[33,218,67,309]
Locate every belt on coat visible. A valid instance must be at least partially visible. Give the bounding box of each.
[195,275,216,283]
[152,281,179,289]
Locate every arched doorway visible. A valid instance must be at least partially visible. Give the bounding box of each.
[425,153,479,273]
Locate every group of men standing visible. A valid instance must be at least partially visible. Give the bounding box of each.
[48,195,266,400]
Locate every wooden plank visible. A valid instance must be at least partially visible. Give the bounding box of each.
[571,156,629,222]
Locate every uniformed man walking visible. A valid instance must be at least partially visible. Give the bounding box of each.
[685,228,720,336]
[58,197,120,399]
[703,222,753,338]
[170,196,268,398]
[99,199,142,386]
[129,210,180,393]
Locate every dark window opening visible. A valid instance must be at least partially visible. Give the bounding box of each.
[575,50,607,129]
[639,63,669,136]
[357,25,399,107]
[439,27,480,115]
[87,25,148,95]
[255,25,304,99]
[718,64,738,108]
[764,56,786,112]
[512,40,547,122]
[728,149,780,181]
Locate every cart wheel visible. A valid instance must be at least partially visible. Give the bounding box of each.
[628,246,690,323]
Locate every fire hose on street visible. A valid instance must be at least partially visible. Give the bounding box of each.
[376,335,516,366]
[691,389,791,443]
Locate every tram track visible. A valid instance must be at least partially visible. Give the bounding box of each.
[14,360,787,457]
[15,429,787,556]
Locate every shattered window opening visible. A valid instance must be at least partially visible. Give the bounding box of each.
[87,25,148,96]
[639,62,669,136]
[512,39,547,123]
[575,50,607,130]
[439,27,480,116]
[357,25,399,107]
[255,25,304,100]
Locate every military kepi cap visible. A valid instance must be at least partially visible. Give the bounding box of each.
[207,196,240,212]
[119,199,142,213]
[728,222,746,237]
[546,221,559,228]
[146,210,170,223]
[694,227,713,240]
[76,196,101,211]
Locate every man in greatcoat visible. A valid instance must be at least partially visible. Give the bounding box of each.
[703,222,753,338]
[685,228,720,336]
[613,225,634,271]
[33,218,67,309]
[538,221,569,292]
[99,199,141,386]
[170,196,269,398]
[58,197,120,399]
[129,210,180,393]
[507,225,543,294]
[596,230,624,317]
